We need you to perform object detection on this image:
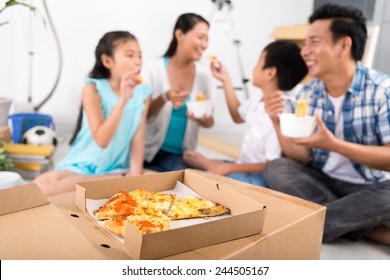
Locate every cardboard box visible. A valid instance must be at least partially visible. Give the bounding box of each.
[271,24,309,47]
[183,172,326,260]
[0,184,106,260]
[0,170,326,260]
[76,169,267,259]
[0,126,11,142]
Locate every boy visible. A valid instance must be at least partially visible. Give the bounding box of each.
[183,40,308,186]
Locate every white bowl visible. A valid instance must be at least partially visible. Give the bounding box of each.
[279,113,316,138]
[186,100,213,119]
[0,171,25,189]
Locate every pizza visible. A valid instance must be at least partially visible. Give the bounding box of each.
[103,217,127,238]
[94,189,174,220]
[94,189,229,237]
[133,192,176,216]
[93,190,137,220]
[127,214,170,235]
[168,196,229,220]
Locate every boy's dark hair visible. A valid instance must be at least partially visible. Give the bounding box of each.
[69,31,137,145]
[263,40,308,91]
[164,13,209,57]
[89,31,137,78]
[309,3,367,61]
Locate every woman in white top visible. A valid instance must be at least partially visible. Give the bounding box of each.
[142,13,215,172]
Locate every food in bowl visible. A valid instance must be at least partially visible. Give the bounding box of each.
[279,113,316,138]
[196,92,206,101]
[186,100,213,119]
[295,99,309,117]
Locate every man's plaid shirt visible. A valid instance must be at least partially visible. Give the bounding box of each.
[296,63,390,183]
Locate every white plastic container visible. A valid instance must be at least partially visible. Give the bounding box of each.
[279,113,316,138]
[0,171,25,189]
[186,100,213,119]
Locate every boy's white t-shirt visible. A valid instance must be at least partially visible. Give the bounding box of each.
[237,90,281,164]
[322,95,368,184]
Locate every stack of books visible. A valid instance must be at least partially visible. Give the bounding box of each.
[4,144,55,179]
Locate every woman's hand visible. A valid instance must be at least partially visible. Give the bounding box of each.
[187,112,214,128]
[165,89,189,109]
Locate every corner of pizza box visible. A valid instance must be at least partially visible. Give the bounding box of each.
[0,183,49,216]
[0,183,107,260]
[180,172,326,259]
[229,185,326,259]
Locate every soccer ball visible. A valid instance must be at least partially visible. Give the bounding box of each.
[22,126,58,146]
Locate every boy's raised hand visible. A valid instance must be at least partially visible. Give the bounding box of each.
[264,90,285,124]
[210,60,229,83]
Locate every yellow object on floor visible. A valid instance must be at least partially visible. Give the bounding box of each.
[3,144,54,157]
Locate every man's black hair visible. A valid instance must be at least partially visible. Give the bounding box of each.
[309,3,367,61]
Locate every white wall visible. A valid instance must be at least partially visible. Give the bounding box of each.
[0,0,313,134]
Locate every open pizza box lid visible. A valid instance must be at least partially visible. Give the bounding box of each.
[0,183,105,259]
[76,169,266,259]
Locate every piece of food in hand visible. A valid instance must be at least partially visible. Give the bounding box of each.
[295,99,308,118]
[208,55,220,69]
[168,196,229,220]
[196,92,206,101]
[208,55,218,62]
[135,75,143,84]
[128,214,170,235]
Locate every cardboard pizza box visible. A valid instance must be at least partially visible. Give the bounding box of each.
[175,172,326,260]
[76,169,267,260]
[0,183,105,260]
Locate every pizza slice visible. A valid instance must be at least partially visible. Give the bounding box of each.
[134,192,176,216]
[93,191,137,220]
[127,214,170,235]
[103,217,127,237]
[168,196,229,220]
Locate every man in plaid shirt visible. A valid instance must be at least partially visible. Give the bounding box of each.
[264,3,390,245]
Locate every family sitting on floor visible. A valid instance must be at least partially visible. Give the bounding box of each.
[33,4,390,245]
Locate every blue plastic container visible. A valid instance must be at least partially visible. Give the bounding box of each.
[8,113,53,144]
